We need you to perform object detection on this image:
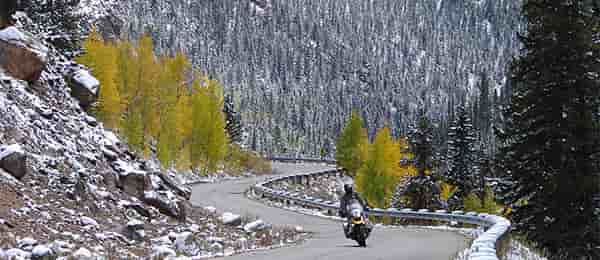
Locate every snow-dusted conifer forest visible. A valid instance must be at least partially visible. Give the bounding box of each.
[111,0,523,157]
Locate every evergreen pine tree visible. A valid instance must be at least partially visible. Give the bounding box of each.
[335,111,369,176]
[475,147,490,208]
[445,105,478,209]
[223,95,243,144]
[393,110,443,210]
[411,109,435,177]
[477,71,492,150]
[497,1,600,258]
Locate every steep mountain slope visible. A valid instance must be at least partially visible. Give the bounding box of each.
[110,0,523,157]
[0,25,303,259]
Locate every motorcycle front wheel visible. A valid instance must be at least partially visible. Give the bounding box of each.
[355,225,367,247]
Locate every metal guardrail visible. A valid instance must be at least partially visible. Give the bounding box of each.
[252,163,511,260]
[268,157,338,165]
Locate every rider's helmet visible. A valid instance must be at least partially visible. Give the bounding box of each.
[343,183,353,194]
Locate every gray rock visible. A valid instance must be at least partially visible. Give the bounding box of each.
[173,232,201,256]
[142,191,181,218]
[152,172,192,200]
[71,247,94,260]
[67,69,99,111]
[4,248,31,259]
[243,219,270,233]
[219,212,242,226]
[116,171,149,198]
[17,237,37,250]
[31,244,56,260]
[0,144,27,180]
[151,245,176,259]
[0,27,47,82]
[124,203,152,221]
[0,1,16,29]
[121,219,145,241]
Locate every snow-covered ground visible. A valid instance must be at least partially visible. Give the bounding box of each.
[454,238,548,260]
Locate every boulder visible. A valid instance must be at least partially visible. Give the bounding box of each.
[153,172,191,200]
[204,206,217,215]
[71,247,94,260]
[172,232,201,256]
[79,216,99,227]
[101,169,117,189]
[0,0,16,29]
[67,69,99,111]
[4,248,30,259]
[116,171,149,198]
[243,219,269,233]
[219,212,242,226]
[151,245,176,259]
[0,27,47,82]
[120,220,145,241]
[17,237,37,251]
[31,245,55,260]
[0,144,27,179]
[124,203,152,221]
[142,191,180,218]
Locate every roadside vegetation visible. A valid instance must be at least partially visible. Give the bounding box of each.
[78,30,270,175]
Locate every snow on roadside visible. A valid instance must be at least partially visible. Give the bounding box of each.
[0,144,24,161]
[454,238,548,260]
[0,27,27,42]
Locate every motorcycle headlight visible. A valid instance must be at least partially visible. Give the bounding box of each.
[351,209,361,218]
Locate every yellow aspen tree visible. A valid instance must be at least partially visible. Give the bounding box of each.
[335,111,369,176]
[156,52,192,167]
[116,40,145,152]
[116,41,138,103]
[78,31,121,129]
[190,78,229,174]
[135,35,160,156]
[190,79,208,170]
[96,43,122,129]
[174,88,193,170]
[204,79,229,172]
[355,127,401,208]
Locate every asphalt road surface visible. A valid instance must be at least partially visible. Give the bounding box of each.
[190,162,468,260]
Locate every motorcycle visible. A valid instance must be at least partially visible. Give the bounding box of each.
[344,199,372,247]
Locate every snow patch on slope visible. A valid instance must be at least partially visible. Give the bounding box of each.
[0,27,27,42]
[0,144,24,161]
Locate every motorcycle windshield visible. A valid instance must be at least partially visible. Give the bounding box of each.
[347,200,363,213]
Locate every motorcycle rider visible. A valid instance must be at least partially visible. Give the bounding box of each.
[339,183,368,238]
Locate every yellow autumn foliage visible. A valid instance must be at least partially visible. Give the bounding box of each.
[78,33,230,173]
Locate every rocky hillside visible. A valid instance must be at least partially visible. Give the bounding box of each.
[0,24,304,259]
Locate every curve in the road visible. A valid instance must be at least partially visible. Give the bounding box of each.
[190,162,469,260]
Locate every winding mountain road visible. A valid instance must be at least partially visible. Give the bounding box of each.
[190,162,468,260]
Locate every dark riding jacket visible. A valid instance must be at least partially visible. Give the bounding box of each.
[339,191,367,218]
